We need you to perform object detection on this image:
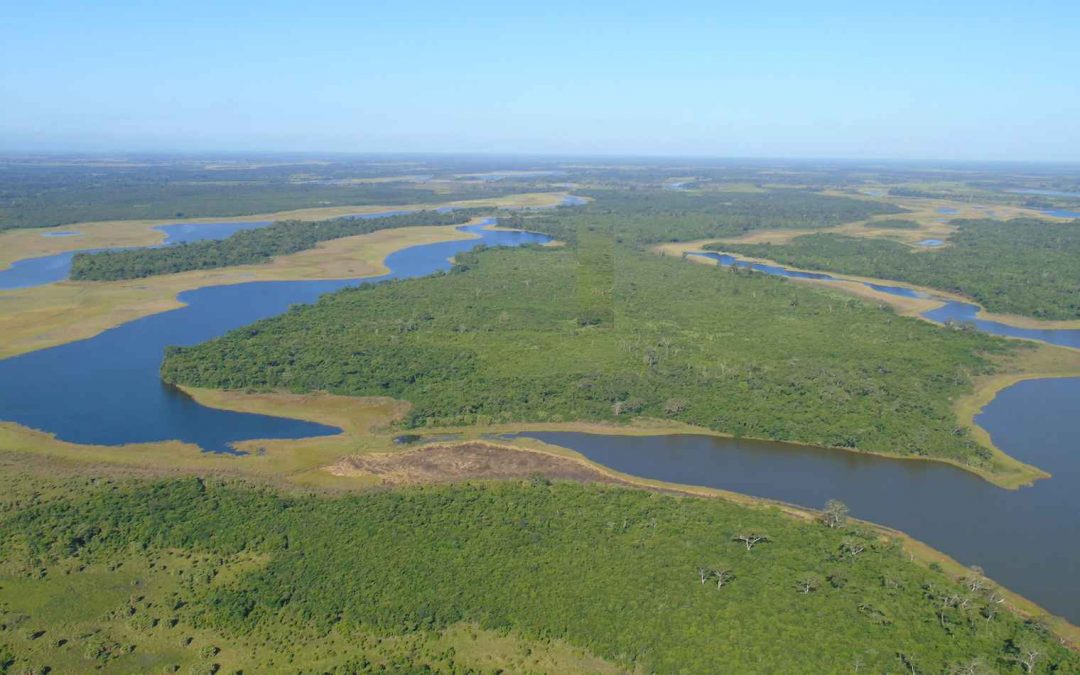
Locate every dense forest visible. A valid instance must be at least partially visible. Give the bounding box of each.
[511,188,906,244]
[712,218,1080,320]
[162,234,1011,469]
[69,209,485,280]
[0,472,1073,673]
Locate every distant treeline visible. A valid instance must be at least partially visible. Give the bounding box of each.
[69,209,486,280]
[713,218,1080,320]
[0,160,531,230]
[498,188,905,245]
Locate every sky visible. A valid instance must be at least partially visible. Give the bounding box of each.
[1,1,1078,161]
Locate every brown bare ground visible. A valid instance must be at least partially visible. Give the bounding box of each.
[328,441,629,486]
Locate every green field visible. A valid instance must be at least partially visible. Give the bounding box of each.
[712,218,1080,320]
[0,470,1073,674]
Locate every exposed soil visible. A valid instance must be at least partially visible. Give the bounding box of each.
[327,441,629,486]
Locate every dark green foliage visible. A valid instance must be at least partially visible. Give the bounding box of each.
[162,241,1009,467]
[714,218,1080,320]
[69,209,484,281]
[1,477,1075,673]
[499,188,904,245]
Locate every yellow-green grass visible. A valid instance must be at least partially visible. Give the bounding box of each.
[0,549,621,674]
[0,191,571,271]
[0,223,480,359]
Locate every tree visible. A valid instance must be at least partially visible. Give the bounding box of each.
[1007,640,1042,673]
[839,539,866,559]
[963,565,988,593]
[794,573,821,594]
[821,499,849,528]
[732,533,770,551]
[698,564,735,588]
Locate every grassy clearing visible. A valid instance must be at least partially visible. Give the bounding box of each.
[0,550,617,674]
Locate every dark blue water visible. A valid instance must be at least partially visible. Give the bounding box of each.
[512,376,1080,622]
[0,249,112,290]
[691,251,1080,349]
[0,223,551,452]
[41,231,81,237]
[937,207,959,214]
[917,238,944,247]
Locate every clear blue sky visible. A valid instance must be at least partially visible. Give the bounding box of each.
[2,1,1077,160]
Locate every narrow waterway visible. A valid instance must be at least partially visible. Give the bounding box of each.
[688,251,1080,349]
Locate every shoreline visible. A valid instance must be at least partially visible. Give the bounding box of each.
[2,407,1076,649]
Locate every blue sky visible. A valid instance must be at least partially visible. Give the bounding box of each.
[2,1,1077,160]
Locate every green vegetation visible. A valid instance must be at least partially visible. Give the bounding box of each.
[710,218,1080,320]
[69,209,484,280]
[868,218,921,229]
[497,188,905,246]
[1,471,1074,674]
[163,234,1012,469]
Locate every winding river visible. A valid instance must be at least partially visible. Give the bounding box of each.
[689,251,1080,349]
[0,203,1077,622]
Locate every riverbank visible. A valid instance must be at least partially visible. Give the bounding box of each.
[0,222,482,359]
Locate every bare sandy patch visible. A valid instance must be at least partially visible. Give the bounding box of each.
[327,441,630,486]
